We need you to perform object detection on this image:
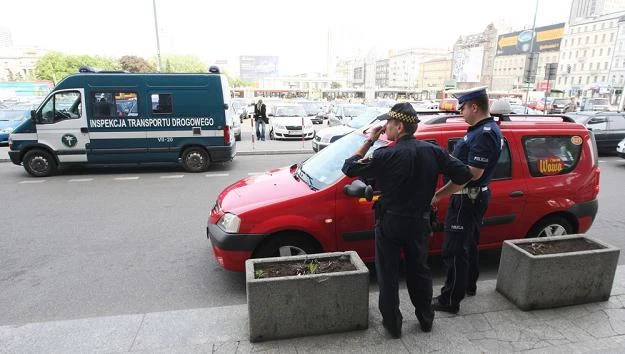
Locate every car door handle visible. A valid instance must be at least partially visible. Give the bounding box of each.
[80,127,89,133]
[510,191,524,197]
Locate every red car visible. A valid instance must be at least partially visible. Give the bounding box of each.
[208,112,600,271]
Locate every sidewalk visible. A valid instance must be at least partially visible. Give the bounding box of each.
[4,266,625,353]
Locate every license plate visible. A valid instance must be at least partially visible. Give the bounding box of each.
[288,130,301,135]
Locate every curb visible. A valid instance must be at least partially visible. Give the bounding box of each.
[0,150,312,163]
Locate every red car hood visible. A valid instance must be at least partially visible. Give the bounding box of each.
[217,164,314,215]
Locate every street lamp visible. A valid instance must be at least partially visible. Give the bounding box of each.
[152,0,163,72]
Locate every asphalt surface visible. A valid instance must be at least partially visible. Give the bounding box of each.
[1,147,624,327]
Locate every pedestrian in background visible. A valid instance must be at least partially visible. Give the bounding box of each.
[431,87,503,314]
[254,99,267,141]
[342,103,472,338]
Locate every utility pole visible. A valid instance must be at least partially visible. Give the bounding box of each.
[152,0,162,72]
[524,0,540,109]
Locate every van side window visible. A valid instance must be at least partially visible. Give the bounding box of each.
[40,91,82,124]
[447,138,512,180]
[92,92,138,118]
[152,94,173,114]
[523,136,582,177]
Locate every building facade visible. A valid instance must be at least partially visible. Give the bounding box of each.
[556,11,625,99]
[609,15,625,104]
[451,24,498,90]
[418,56,452,90]
[387,48,448,89]
[570,0,625,24]
[375,58,389,88]
[0,46,47,81]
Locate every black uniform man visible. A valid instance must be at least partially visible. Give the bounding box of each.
[432,87,503,314]
[342,103,472,338]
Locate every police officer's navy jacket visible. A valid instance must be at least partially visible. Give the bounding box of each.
[452,117,503,188]
[342,135,473,216]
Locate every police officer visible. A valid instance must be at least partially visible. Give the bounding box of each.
[342,103,472,338]
[431,87,503,314]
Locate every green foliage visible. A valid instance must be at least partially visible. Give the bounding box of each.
[306,260,319,274]
[254,269,266,278]
[222,70,251,88]
[34,52,119,83]
[119,56,155,73]
[155,55,208,73]
[331,81,342,89]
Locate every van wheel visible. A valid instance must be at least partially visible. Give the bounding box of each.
[23,149,57,177]
[182,147,210,172]
[254,234,321,258]
[527,216,573,238]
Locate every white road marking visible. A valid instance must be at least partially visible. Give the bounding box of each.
[19,180,46,184]
[248,172,263,176]
[114,177,140,181]
[69,178,94,182]
[160,175,184,179]
[599,160,606,163]
[206,173,230,177]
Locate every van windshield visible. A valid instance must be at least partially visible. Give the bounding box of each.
[300,131,387,189]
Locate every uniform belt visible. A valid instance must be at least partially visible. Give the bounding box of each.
[453,186,488,195]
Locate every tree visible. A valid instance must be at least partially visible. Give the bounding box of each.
[119,56,155,72]
[222,70,250,87]
[331,81,342,89]
[35,52,119,83]
[157,55,207,73]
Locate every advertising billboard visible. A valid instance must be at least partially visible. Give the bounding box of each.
[452,46,484,83]
[239,56,279,82]
[496,23,565,56]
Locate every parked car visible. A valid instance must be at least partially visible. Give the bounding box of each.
[312,108,386,152]
[327,103,367,127]
[267,104,314,140]
[509,104,543,115]
[581,97,610,111]
[0,108,31,146]
[408,100,439,110]
[566,111,625,154]
[548,98,575,114]
[208,108,599,271]
[617,137,625,158]
[298,100,324,123]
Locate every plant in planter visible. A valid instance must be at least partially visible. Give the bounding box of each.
[496,235,620,311]
[246,251,369,342]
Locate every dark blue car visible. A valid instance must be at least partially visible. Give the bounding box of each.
[0,108,31,146]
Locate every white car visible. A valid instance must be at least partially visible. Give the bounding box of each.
[313,108,385,152]
[268,104,314,140]
[618,137,625,159]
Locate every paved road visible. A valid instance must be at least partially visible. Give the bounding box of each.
[1,154,624,327]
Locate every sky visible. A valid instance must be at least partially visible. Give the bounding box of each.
[0,0,572,76]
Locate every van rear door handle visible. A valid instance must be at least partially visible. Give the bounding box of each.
[510,191,524,197]
[80,127,89,133]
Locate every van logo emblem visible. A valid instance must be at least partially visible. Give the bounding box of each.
[62,134,78,147]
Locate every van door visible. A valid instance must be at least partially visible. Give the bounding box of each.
[36,89,90,163]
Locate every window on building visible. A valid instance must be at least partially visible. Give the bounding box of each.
[612,75,616,84]
[577,38,581,45]
[621,75,624,84]
[587,36,591,44]
[573,64,577,71]
[586,76,591,84]
[589,62,593,70]
[602,34,606,43]
[558,77,562,84]
[594,76,598,82]
[564,39,568,46]
[599,48,603,56]
[601,23,605,29]
[608,48,612,56]
[578,76,582,84]
[604,62,608,70]
[602,76,606,82]
[593,24,596,31]
[581,63,584,70]
[569,52,573,59]
[587,49,590,57]
[611,33,615,42]
[594,35,598,44]
[564,77,568,85]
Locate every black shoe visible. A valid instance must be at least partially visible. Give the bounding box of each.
[466,289,476,296]
[416,307,434,333]
[382,319,402,338]
[432,297,459,314]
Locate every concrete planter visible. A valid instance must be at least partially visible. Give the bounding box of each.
[245,251,369,342]
[496,235,619,311]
